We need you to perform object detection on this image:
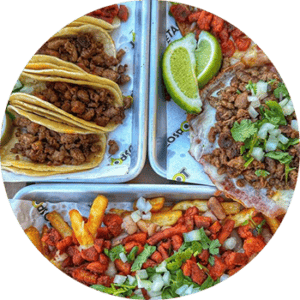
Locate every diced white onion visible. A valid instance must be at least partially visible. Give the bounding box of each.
[148,290,162,298]
[183,229,201,242]
[151,275,164,292]
[150,296,162,300]
[250,100,261,108]
[135,289,143,296]
[279,98,289,108]
[119,252,127,263]
[114,275,127,285]
[54,251,68,263]
[137,275,144,289]
[265,136,279,152]
[142,212,152,220]
[192,288,200,294]
[136,269,148,279]
[256,81,268,100]
[184,285,194,296]
[278,134,289,144]
[269,129,281,137]
[247,95,258,102]
[105,261,117,277]
[19,85,34,93]
[144,201,152,213]
[176,284,189,296]
[220,274,230,282]
[156,261,167,273]
[248,106,259,118]
[257,123,276,139]
[251,147,264,161]
[223,237,237,250]
[13,80,23,91]
[162,271,170,286]
[291,120,298,131]
[282,101,295,116]
[131,210,142,222]
[136,197,147,212]
[127,275,136,285]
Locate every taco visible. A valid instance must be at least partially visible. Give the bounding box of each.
[13,71,132,133]
[1,107,106,176]
[188,58,299,218]
[66,4,128,31]
[34,24,130,86]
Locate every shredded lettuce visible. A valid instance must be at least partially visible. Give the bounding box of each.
[104,245,126,262]
[127,246,139,262]
[131,244,156,272]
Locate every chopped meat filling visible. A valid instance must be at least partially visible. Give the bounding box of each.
[10,116,102,166]
[37,33,130,85]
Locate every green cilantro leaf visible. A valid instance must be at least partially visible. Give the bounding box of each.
[231,119,258,142]
[278,138,299,151]
[131,244,156,272]
[244,157,254,168]
[199,228,212,250]
[209,240,221,255]
[263,101,287,126]
[274,82,290,99]
[255,169,270,177]
[127,246,139,262]
[208,256,215,266]
[200,276,220,291]
[104,245,126,262]
[241,220,249,226]
[265,151,293,164]
[166,248,193,271]
[268,79,277,85]
[285,164,296,183]
[236,89,242,94]
[256,220,266,235]
[245,80,257,94]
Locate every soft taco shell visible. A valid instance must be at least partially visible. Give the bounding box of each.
[67,16,120,31]
[16,72,124,133]
[1,108,107,176]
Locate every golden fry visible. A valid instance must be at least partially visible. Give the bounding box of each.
[133,197,165,212]
[225,208,257,228]
[41,224,52,260]
[46,211,72,238]
[24,226,43,253]
[69,209,94,248]
[150,210,182,226]
[264,215,280,234]
[159,206,172,212]
[172,200,208,212]
[221,202,243,215]
[109,208,126,216]
[86,195,108,238]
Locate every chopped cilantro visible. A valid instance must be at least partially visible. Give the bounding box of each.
[166,248,193,271]
[268,79,277,85]
[263,101,287,126]
[244,157,254,168]
[236,89,242,94]
[256,220,266,235]
[209,240,221,255]
[255,169,270,177]
[285,164,296,182]
[274,82,290,99]
[200,276,220,291]
[208,256,215,266]
[104,244,126,262]
[265,151,293,164]
[278,138,299,151]
[131,244,156,272]
[245,80,257,94]
[127,246,139,262]
[231,119,258,142]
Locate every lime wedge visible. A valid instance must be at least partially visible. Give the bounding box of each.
[162,33,202,114]
[195,31,222,89]
[0,113,12,146]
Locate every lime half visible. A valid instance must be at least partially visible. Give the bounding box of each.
[195,31,222,89]
[0,113,12,146]
[162,33,202,114]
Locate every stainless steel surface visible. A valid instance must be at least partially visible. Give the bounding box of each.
[148,0,167,178]
[13,183,217,203]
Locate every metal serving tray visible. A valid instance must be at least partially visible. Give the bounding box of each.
[2,0,149,183]
[14,183,217,204]
[148,0,168,178]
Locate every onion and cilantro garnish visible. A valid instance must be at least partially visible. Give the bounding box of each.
[230,81,298,182]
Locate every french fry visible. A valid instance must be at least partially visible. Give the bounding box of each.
[172,200,242,215]
[172,200,209,212]
[24,226,43,253]
[133,197,166,212]
[41,224,52,260]
[86,195,108,238]
[46,211,72,238]
[69,209,94,249]
[225,208,257,228]
[109,208,126,216]
[159,206,172,212]
[221,202,243,215]
[150,210,182,226]
[264,215,280,234]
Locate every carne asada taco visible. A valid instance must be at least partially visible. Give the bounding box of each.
[189,59,299,218]
[66,4,128,31]
[14,71,132,134]
[1,107,106,176]
[34,24,130,86]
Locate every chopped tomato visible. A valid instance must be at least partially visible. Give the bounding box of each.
[231,28,244,40]
[197,11,213,31]
[101,5,119,17]
[211,15,224,33]
[235,37,251,51]
[118,5,128,22]
[170,4,191,22]
[221,40,236,57]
